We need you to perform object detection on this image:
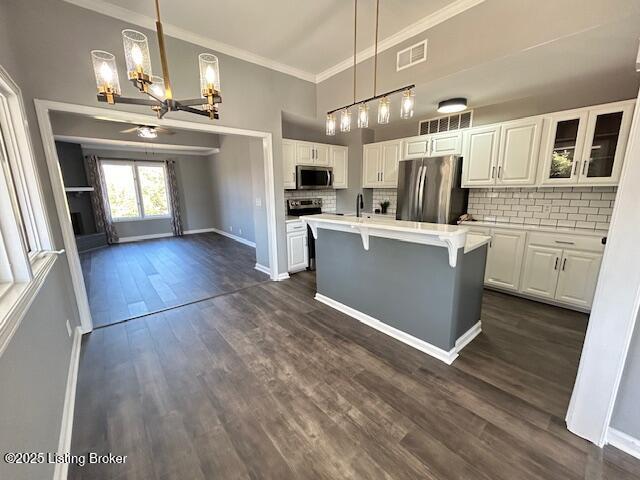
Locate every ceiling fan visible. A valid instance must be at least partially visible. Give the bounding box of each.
[119,125,174,139]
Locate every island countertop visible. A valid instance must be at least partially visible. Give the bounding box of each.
[301,214,490,268]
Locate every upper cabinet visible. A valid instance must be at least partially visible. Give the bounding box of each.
[539,101,634,186]
[283,139,348,190]
[461,125,501,186]
[402,131,462,160]
[362,139,401,188]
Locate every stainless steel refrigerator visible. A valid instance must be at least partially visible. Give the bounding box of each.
[396,155,468,224]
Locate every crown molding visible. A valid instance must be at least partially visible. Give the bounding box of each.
[315,0,486,83]
[62,0,317,83]
[54,135,220,156]
[63,0,484,85]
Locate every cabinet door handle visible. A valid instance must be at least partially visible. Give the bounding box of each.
[573,160,579,176]
[555,240,575,245]
[491,166,496,179]
[582,159,589,176]
[554,257,559,270]
[562,258,567,271]
[498,166,502,178]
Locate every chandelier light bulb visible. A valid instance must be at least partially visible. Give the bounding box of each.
[122,30,152,77]
[99,62,113,84]
[205,65,217,87]
[340,109,352,133]
[400,89,415,119]
[326,113,336,136]
[131,44,144,67]
[377,97,391,125]
[357,103,369,128]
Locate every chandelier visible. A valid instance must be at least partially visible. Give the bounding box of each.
[327,0,415,135]
[90,0,222,120]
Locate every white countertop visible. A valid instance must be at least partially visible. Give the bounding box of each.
[301,214,490,268]
[462,220,608,238]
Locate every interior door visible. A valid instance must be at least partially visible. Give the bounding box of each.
[485,229,526,291]
[520,244,562,300]
[282,140,297,189]
[381,141,400,187]
[555,250,602,308]
[496,118,542,185]
[362,144,381,187]
[296,142,313,165]
[314,144,330,166]
[462,125,500,186]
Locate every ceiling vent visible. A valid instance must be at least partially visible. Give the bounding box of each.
[419,111,473,135]
[396,40,427,71]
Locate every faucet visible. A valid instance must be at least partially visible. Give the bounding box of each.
[356,193,364,217]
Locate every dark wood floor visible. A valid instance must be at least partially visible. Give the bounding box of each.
[80,233,268,328]
[69,267,640,479]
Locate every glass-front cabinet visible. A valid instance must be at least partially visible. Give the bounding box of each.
[540,101,633,186]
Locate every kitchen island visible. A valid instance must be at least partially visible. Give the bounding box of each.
[301,214,491,364]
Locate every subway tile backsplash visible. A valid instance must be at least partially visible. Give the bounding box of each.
[372,189,398,214]
[467,186,616,231]
[284,189,336,213]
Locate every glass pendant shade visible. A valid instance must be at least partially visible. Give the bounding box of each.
[199,53,221,95]
[400,89,415,119]
[122,29,152,77]
[149,75,166,100]
[377,97,391,124]
[91,50,121,95]
[326,113,336,136]
[357,103,369,128]
[340,109,352,133]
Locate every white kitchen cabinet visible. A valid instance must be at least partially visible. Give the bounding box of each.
[520,244,563,300]
[296,142,314,164]
[362,140,401,187]
[330,145,348,189]
[555,250,602,308]
[402,135,429,159]
[539,100,634,186]
[430,131,463,156]
[496,118,542,185]
[484,229,526,291]
[283,140,297,189]
[286,223,308,273]
[462,125,501,186]
[314,144,330,166]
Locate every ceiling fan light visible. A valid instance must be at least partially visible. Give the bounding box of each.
[357,103,369,129]
[340,109,352,133]
[91,50,121,95]
[400,89,415,119]
[326,113,336,136]
[437,97,467,114]
[377,97,391,125]
[137,126,158,139]
[122,29,152,78]
[199,53,221,95]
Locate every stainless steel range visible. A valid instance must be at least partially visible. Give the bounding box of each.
[287,198,322,270]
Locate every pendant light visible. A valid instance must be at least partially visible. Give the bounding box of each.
[377,97,390,124]
[400,89,415,119]
[340,109,352,132]
[357,103,369,128]
[326,113,336,136]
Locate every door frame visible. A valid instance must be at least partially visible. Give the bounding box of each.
[34,99,281,334]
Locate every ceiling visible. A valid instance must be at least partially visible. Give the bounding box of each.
[64,0,476,81]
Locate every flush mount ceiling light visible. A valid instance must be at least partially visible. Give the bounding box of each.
[136,126,158,138]
[90,0,222,120]
[437,98,467,114]
[326,0,415,135]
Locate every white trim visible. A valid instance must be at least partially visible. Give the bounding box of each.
[52,326,82,480]
[183,227,216,235]
[35,100,283,333]
[276,272,290,281]
[607,428,640,460]
[55,135,220,156]
[61,0,483,84]
[314,293,481,365]
[117,232,174,243]
[61,0,316,83]
[254,263,271,275]
[316,0,486,82]
[566,89,640,446]
[0,252,59,357]
[209,227,256,248]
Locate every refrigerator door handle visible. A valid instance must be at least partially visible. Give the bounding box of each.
[413,165,423,215]
[416,165,427,219]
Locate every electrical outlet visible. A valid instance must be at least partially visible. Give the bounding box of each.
[543,204,551,214]
[65,319,72,338]
[255,197,262,207]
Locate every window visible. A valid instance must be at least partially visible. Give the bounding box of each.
[101,160,170,221]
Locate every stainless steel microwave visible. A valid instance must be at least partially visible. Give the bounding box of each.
[296,165,333,190]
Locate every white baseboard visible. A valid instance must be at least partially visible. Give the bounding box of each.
[255,263,271,275]
[607,427,640,460]
[183,227,217,235]
[117,232,173,243]
[276,272,290,281]
[208,227,256,248]
[314,293,482,365]
[53,326,82,480]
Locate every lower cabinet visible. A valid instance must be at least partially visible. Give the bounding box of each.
[484,229,526,291]
[286,222,308,272]
[554,250,602,308]
[521,245,563,300]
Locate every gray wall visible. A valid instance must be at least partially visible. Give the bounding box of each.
[82,147,218,238]
[611,310,640,438]
[0,258,80,480]
[209,135,258,243]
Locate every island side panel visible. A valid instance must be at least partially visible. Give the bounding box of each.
[315,229,461,351]
[450,246,487,346]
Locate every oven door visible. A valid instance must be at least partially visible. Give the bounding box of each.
[296,166,333,190]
